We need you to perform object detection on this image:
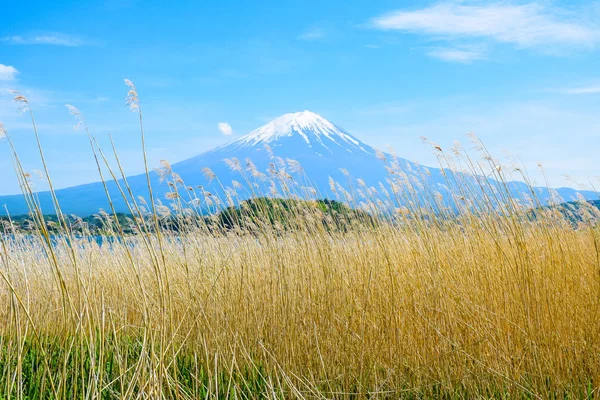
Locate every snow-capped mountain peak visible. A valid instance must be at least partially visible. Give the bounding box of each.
[229,110,370,154]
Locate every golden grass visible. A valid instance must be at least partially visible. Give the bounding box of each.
[0,84,599,398]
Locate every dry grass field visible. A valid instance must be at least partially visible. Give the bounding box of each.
[0,87,599,398]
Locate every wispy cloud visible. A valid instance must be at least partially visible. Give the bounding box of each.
[560,85,600,94]
[2,33,86,47]
[0,64,18,81]
[426,47,486,63]
[298,27,326,41]
[217,122,234,136]
[370,2,600,54]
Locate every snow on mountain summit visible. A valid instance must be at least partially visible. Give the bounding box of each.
[228,111,370,154]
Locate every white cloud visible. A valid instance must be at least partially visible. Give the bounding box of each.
[2,33,85,47]
[218,122,234,136]
[298,27,326,41]
[426,47,486,63]
[0,64,18,81]
[370,2,600,49]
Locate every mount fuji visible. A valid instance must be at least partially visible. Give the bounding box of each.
[0,111,595,216]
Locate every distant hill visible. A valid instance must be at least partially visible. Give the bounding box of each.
[527,199,600,225]
[208,197,378,232]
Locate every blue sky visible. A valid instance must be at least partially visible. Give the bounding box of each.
[0,0,599,195]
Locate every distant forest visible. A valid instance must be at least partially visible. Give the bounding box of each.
[0,198,378,235]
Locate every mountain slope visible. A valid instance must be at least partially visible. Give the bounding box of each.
[0,111,595,216]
